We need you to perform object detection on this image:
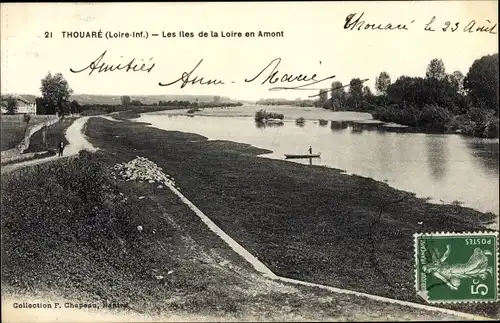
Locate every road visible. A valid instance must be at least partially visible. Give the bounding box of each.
[1,117,97,174]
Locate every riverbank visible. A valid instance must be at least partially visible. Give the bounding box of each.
[116,105,499,139]
[2,146,474,321]
[81,117,498,318]
[0,114,59,152]
[1,152,301,319]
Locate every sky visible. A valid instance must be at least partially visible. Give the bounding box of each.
[1,1,498,101]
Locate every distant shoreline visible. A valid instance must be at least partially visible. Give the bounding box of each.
[116,106,500,139]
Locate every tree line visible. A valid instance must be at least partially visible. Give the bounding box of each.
[30,74,243,117]
[256,98,316,107]
[121,96,243,108]
[314,53,498,138]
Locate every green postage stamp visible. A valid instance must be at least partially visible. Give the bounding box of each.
[414,232,499,303]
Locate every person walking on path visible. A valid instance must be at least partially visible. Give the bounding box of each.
[308,146,313,154]
[58,140,65,157]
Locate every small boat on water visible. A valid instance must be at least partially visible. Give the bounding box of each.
[284,153,321,159]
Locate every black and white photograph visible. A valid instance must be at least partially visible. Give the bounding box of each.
[1,1,498,322]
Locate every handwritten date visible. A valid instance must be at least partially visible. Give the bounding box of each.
[424,16,497,34]
[344,12,497,34]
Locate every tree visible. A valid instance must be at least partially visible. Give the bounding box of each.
[70,100,81,114]
[363,86,372,97]
[348,78,364,109]
[375,72,391,95]
[464,53,499,114]
[121,95,131,108]
[35,97,46,115]
[330,81,346,110]
[386,75,461,111]
[317,89,328,108]
[61,101,71,118]
[451,71,465,95]
[35,97,44,114]
[3,96,18,114]
[426,58,446,80]
[40,72,73,116]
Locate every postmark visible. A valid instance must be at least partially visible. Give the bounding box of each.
[414,232,499,303]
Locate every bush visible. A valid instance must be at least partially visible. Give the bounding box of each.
[456,107,499,138]
[319,119,329,126]
[295,117,305,124]
[373,104,453,130]
[419,105,454,131]
[1,150,137,289]
[268,112,284,120]
[484,119,499,138]
[4,96,19,115]
[255,109,266,121]
[254,109,284,122]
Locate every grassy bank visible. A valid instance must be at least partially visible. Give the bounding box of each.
[0,115,50,151]
[81,117,498,318]
[24,117,76,154]
[0,151,290,317]
[0,149,462,321]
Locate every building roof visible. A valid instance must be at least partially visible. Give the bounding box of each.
[0,94,33,104]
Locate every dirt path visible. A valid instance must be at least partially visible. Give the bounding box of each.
[1,117,97,174]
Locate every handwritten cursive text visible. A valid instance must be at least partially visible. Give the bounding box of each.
[70,50,155,75]
[344,12,414,31]
[158,59,225,88]
[244,58,336,91]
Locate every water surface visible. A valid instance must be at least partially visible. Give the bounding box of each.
[138,110,499,227]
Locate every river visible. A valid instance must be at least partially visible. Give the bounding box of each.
[137,106,499,228]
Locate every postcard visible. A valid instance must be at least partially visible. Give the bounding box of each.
[1,1,498,322]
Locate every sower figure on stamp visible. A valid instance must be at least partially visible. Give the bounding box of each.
[58,140,65,157]
[423,245,493,290]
